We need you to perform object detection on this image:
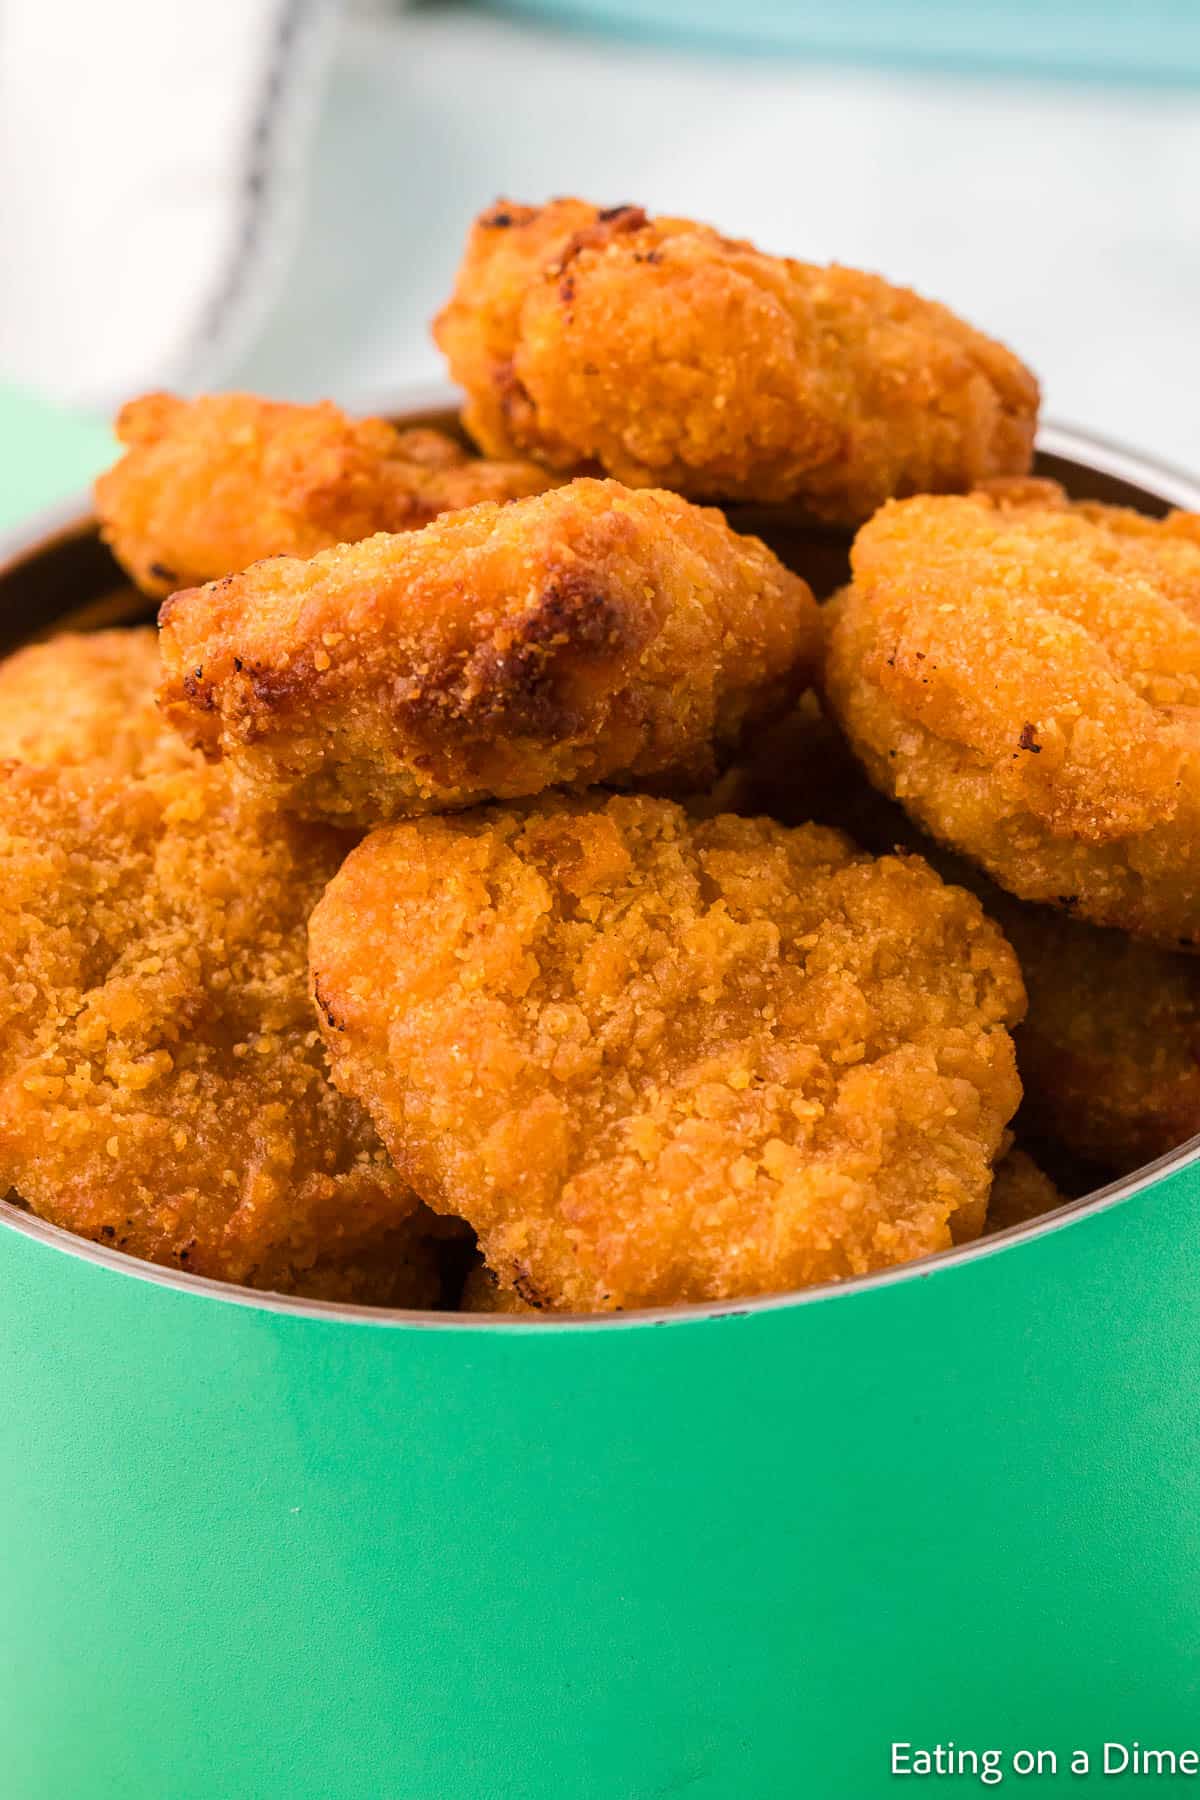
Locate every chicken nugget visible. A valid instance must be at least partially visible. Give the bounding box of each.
[997,902,1200,1177]
[95,391,557,596]
[707,690,1200,1177]
[0,627,433,1304]
[468,1146,1068,1271]
[433,198,1038,523]
[159,478,820,827]
[309,794,1024,1312]
[825,482,1200,946]
[0,758,437,1303]
[985,1147,1065,1234]
[0,628,194,780]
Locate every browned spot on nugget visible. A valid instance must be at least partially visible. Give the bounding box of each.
[159,479,820,828]
[435,197,1038,521]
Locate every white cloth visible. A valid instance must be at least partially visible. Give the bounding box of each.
[0,0,340,410]
[3,0,1198,478]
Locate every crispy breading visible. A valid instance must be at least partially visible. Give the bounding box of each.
[824,482,1200,945]
[433,198,1038,523]
[0,629,195,780]
[467,1144,1068,1281]
[985,1148,1065,1234]
[464,1145,1067,1272]
[95,392,557,596]
[710,696,1200,1176]
[0,629,435,1304]
[308,794,1024,1312]
[159,478,820,827]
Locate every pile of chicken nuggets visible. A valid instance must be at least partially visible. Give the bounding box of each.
[2,197,1197,1316]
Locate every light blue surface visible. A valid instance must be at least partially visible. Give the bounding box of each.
[483,0,1200,83]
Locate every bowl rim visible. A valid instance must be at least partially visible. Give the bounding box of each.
[2,405,1199,1332]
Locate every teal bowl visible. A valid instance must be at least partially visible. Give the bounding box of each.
[2,413,1199,1800]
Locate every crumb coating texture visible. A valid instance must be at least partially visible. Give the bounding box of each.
[309,794,1024,1311]
[0,629,198,780]
[726,694,1200,1176]
[825,482,1200,945]
[0,630,435,1304]
[159,478,820,826]
[95,391,556,595]
[434,198,1038,521]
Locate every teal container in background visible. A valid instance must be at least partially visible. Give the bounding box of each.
[1,415,1199,1798]
[481,0,1200,84]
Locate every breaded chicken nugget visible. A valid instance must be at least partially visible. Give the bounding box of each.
[985,1147,1065,1234]
[433,198,1038,523]
[309,794,1024,1312]
[95,392,557,596]
[0,628,434,1304]
[997,902,1200,1177]
[0,759,438,1302]
[159,478,820,826]
[825,481,1200,946]
[467,1147,1066,1271]
[708,696,1200,1176]
[0,629,194,780]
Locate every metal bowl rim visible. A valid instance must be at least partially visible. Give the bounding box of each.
[1,406,1197,1332]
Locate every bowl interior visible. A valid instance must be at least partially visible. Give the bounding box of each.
[1,407,1198,1324]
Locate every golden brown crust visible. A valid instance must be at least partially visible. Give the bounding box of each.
[985,1147,1064,1234]
[0,630,433,1305]
[824,485,1200,945]
[708,696,1200,1176]
[309,794,1024,1312]
[433,198,1039,522]
[0,629,195,780]
[95,392,557,596]
[158,478,820,826]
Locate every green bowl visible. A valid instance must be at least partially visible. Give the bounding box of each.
[3,410,1199,1800]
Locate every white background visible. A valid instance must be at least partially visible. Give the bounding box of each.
[234,5,1200,473]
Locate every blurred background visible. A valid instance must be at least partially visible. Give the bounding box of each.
[1,0,1198,513]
